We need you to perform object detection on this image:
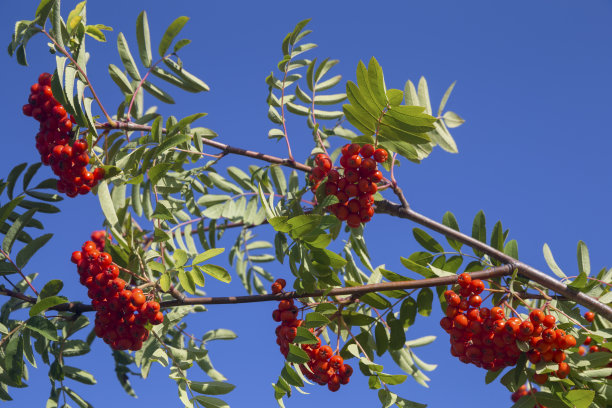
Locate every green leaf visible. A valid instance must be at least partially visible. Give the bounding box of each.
[29,296,67,317]
[174,39,191,53]
[311,248,346,268]
[360,292,391,309]
[412,228,443,253]
[189,268,205,287]
[399,297,417,327]
[197,264,231,283]
[442,211,462,251]
[442,111,465,128]
[39,279,63,298]
[142,80,175,104]
[577,240,590,276]
[35,0,56,25]
[202,329,237,342]
[193,248,225,264]
[490,221,504,252]
[280,362,304,387]
[405,335,436,348]
[136,11,152,67]
[287,215,321,238]
[108,63,133,94]
[62,340,90,356]
[192,395,229,408]
[543,243,566,278]
[117,32,140,81]
[485,368,503,384]
[294,326,318,344]
[159,16,189,56]
[159,273,171,291]
[417,77,432,114]
[163,58,209,92]
[416,288,433,316]
[504,240,519,259]
[304,312,331,328]
[173,249,189,267]
[564,390,595,408]
[286,344,310,364]
[375,322,388,356]
[97,180,118,227]
[26,315,58,340]
[471,210,486,257]
[178,269,196,294]
[388,318,405,350]
[437,81,456,116]
[64,366,96,385]
[22,162,42,191]
[189,381,235,396]
[7,163,27,200]
[342,310,375,326]
[85,25,107,42]
[3,209,36,253]
[16,233,52,268]
[378,373,407,385]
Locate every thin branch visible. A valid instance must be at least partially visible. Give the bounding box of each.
[0,249,38,295]
[96,121,311,173]
[374,198,612,322]
[0,265,513,314]
[41,30,114,125]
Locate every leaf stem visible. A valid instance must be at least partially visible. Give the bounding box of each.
[41,29,114,125]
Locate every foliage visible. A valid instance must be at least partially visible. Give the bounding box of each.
[1,1,610,407]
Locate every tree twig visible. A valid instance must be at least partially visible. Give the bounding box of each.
[374,198,612,322]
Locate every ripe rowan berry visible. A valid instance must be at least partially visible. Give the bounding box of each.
[529,309,545,325]
[542,314,556,328]
[373,148,387,163]
[584,311,595,322]
[533,373,548,385]
[457,272,472,288]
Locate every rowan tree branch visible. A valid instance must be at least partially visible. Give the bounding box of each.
[93,122,612,320]
[374,198,612,322]
[95,121,311,173]
[0,265,514,314]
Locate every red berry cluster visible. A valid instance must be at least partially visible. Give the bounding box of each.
[70,232,163,351]
[511,385,547,407]
[271,279,353,391]
[440,273,576,384]
[309,143,386,229]
[22,73,104,197]
[90,230,108,251]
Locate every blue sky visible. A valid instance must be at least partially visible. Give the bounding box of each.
[0,0,611,407]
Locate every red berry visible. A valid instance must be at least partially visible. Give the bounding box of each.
[373,149,388,163]
[584,311,595,322]
[542,314,556,328]
[346,143,360,156]
[38,72,52,86]
[529,309,545,325]
[457,273,472,288]
[359,144,374,157]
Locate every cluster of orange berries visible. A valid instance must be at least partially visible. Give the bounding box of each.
[22,73,104,197]
[510,385,546,407]
[309,144,387,228]
[70,231,163,351]
[440,273,576,384]
[271,279,353,391]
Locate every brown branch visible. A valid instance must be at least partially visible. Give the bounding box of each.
[95,121,311,173]
[0,265,513,314]
[374,198,612,322]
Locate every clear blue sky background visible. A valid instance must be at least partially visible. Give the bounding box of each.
[1,1,611,407]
